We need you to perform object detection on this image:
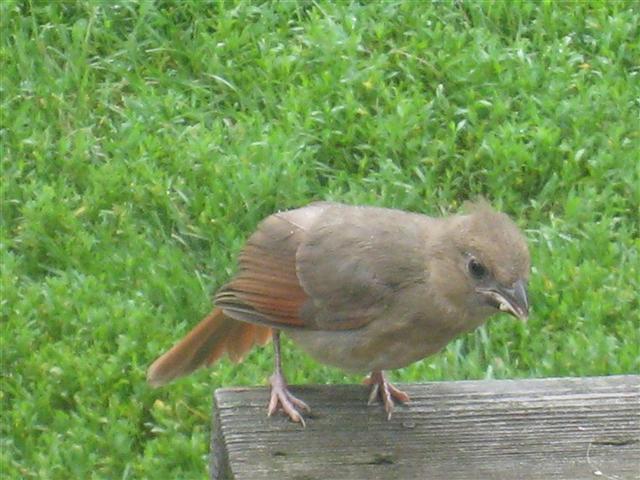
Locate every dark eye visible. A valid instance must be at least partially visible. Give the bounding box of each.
[468,258,487,279]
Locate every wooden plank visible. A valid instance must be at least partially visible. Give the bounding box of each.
[210,375,640,480]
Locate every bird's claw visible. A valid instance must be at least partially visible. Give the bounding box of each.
[268,372,310,426]
[364,371,410,420]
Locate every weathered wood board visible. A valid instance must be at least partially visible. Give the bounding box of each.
[211,375,639,480]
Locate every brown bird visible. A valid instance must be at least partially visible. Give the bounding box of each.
[147,200,530,424]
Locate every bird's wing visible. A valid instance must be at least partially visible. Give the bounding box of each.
[296,204,429,330]
[215,203,428,331]
[214,203,328,329]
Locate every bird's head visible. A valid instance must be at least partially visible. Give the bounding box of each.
[431,200,530,323]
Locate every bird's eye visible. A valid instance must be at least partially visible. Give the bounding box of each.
[468,258,487,279]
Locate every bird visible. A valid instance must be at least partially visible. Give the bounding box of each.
[147,200,530,424]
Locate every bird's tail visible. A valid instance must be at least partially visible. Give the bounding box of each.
[147,308,272,387]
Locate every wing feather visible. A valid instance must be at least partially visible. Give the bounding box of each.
[214,204,327,328]
[215,203,429,332]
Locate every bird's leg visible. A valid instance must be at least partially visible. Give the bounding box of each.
[364,370,410,420]
[267,330,310,425]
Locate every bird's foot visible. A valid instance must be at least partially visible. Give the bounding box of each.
[267,372,310,426]
[364,370,410,420]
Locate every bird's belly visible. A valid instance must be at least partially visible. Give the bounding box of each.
[286,324,449,373]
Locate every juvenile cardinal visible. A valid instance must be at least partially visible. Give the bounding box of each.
[148,201,530,424]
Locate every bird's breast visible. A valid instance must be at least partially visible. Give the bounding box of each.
[286,311,455,373]
[287,282,487,373]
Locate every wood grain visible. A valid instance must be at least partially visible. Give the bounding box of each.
[211,375,640,480]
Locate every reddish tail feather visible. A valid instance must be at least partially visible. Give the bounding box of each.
[147,308,271,387]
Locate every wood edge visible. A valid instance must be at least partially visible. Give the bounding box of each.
[210,390,233,480]
[212,374,640,396]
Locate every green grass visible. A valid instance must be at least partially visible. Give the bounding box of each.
[2,1,638,478]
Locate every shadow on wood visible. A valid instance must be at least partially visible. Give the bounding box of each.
[210,375,639,480]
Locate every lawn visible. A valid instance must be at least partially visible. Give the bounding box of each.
[1,1,638,478]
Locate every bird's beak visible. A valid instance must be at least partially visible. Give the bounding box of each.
[478,279,529,322]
